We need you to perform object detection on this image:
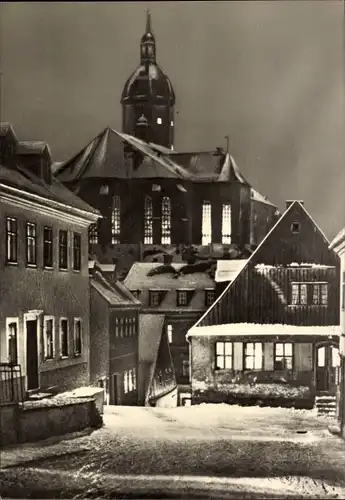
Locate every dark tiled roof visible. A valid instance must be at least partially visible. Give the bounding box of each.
[124,262,215,310]
[54,127,250,185]
[0,164,100,216]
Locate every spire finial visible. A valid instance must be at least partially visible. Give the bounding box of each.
[146,9,152,33]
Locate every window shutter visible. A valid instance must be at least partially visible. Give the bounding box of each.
[294,343,313,371]
[264,342,274,371]
[233,342,243,370]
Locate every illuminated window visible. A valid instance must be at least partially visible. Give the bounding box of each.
[144,196,153,244]
[167,324,173,343]
[215,341,233,370]
[170,121,174,127]
[111,195,121,244]
[89,223,98,244]
[157,117,162,124]
[312,283,328,305]
[221,203,232,244]
[161,196,171,244]
[201,201,212,245]
[274,343,293,370]
[244,342,263,370]
[291,283,307,305]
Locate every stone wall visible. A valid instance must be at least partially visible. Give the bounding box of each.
[0,398,102,447]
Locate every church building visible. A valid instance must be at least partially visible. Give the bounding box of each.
[54,11,278,278]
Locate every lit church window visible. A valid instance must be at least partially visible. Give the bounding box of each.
[144,196,153,244]
[161,196,171,244]
[157,117,162,124]
[111,195,121,244]
[222,203,232,244]
[89,223,98,245]
[201,201,212,245]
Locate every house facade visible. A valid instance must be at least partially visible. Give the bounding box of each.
[329,227,345,437]
[89,263,141,405]
[0,123,100,401]
[187,201,341,408]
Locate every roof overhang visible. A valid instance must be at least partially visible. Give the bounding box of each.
[187,323,341,338]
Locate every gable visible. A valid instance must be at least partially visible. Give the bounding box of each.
[191,201,340,330]
[251,202,338,266]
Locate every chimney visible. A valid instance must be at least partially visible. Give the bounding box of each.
[163,253,173,265]
[286,200,304,210]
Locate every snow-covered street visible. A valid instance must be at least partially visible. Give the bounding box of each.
[1,404,345,499]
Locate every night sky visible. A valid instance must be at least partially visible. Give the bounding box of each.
[1,1,344,239]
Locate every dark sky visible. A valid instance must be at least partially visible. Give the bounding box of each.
[1,1,344,239]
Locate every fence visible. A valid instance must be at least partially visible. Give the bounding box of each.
[0,363,24,404]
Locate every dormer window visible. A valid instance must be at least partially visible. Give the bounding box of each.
[205,289,215,307]
[157,117,162,125]
[149,290,160,306]
[131,290,141,299]
[177,289,194,307]
[100,185,109,195]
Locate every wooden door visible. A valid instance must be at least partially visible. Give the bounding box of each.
[316,344,339,392]
[26,319,39,391]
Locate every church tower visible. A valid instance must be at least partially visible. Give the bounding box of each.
[121,10,176,149]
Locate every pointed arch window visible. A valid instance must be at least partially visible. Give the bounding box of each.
[144,196,153,244]
[201,201,212,245]
[161,196,171,245]
[222,203,232,244]
[111,195,121,244]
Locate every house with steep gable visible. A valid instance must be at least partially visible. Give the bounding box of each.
[138,314,177,407]
[187,201,341,408]
[89,262,141,406]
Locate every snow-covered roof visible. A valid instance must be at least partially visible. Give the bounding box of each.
[329,226,345,252]
[250,188,276,207]
[215,259,248,283]
[187,323,340,338]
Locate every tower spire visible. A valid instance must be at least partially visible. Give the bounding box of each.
[146,9,152,34]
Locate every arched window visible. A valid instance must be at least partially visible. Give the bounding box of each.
[161,197,171,245]
[111,196,121,244]
[144,196,153,244]
[222,203,232,244]
[201,201,212,245]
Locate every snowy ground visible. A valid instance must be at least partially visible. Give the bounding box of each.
[1,404,345,499]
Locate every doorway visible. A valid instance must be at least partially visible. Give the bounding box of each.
[316,343,340,392]
[26,319,39,391]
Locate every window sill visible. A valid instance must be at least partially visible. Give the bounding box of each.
[287,304,328,307]
[43,266,54,271]
[26,264,37,269]
[59,267,69,272]
[60,355,69,360]
[6,261,18,266]
[43,358,54,362]
[74,353,82,358]
[73,269,81,273]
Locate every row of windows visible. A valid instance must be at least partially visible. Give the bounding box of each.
[6,317,82,365]
[202,201,232,245]
[215,341,341,371]
[124,368,137,394]
[215,341,290,371]
[291,282,328,306]
[88,197,232,246]
[5,217,81,271]
[142,289,215,308]
[114,316,137,338]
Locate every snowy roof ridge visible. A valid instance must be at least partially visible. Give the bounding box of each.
[187,323,340,337]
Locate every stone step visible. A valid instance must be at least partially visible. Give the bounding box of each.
[27,392,53,401]
[315,396,336,402]
[315,401,337,407]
